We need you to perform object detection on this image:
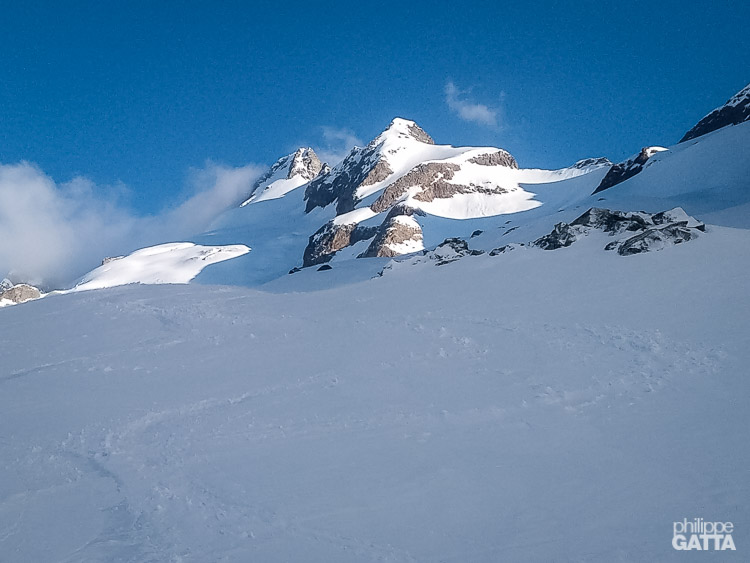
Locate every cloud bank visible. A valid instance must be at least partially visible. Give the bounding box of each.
[0,161,263,289]
[445,81,500,128]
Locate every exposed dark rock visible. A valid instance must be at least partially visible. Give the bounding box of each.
[101,256,124,265]
[532,207,704,256]
[361,210,424,258]
[303,221,379,267]
[304,119,433,215]
[572,157,612,169]
[570,208,651,234]
[305,145,380,214]
[532,222,579,250]
[359,159,394,188]
[289,148,324,181]
[468,150,518,168]
[592,147,666,194]
[613,224,697,256]
[651,208,706,231]
[1,283,41,304]
[376,235,484,275]
[489,245,514,256]
[680,83,750,142]
[370,162,508,213]
[428,238,484,265]
[317,264,333,271]
[407,123,435,144]
[288,266,302,274]
[470,230,483,238]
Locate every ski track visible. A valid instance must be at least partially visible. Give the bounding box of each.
[1,226,748,561]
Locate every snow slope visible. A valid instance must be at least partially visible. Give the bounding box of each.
[192,182,336,286]
[240,147,324,206]
[1,223,748,562]
[594,120,750,226]
[72,242,250,291]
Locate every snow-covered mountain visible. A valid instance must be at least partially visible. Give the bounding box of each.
[38,82,745,295]
[299,117,613,265]
[2,83,750,562]
[176,117,610,287]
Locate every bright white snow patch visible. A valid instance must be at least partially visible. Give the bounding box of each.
[73,242,250,291]
[333,207,378,226]
[411,188,541,219]
[643,146,668,158]
[244,176,309,204]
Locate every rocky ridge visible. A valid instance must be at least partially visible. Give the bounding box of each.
[0,283,42,305]
[298,119,558,266]
[378,206,705,277]
[241,147,325,206]
[531,207,705,255]
[304,119,435,215]
[592,147,667,194]
[681,82,750,143]
[360,206,425,258]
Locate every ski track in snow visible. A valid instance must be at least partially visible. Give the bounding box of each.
[3,226,747,562]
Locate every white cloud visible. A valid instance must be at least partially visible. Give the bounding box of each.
[0,160,263,289]
[445,81,499,128]
[314,126,363,166]
[165,162,263,239]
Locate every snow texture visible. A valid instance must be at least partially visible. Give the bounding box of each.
[1,224,748,561]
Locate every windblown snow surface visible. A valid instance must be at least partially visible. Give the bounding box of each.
[2,227,749,562]
[72,243,250,291]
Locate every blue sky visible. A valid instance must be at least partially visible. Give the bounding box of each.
[1,0,748,215]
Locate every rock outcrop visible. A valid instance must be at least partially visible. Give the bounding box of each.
[370,162,508,213]
[680,83,750,143]
[376,235,484,275]
[360,207,425,258]
[531,207,705,256]
[303,221,378,267]
[1,284,41,304]
[467,150,518,168]
[304,119,434,214]
[592,147,667,194]
[422,238,485,265]
[571,157,612,170]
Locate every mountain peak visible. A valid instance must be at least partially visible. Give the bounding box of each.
[288,147,324,182]
[374,118,434,146]
[240,147,324,206]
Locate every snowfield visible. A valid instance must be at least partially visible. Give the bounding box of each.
[73,243,251,291]
[1,223,748,562]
